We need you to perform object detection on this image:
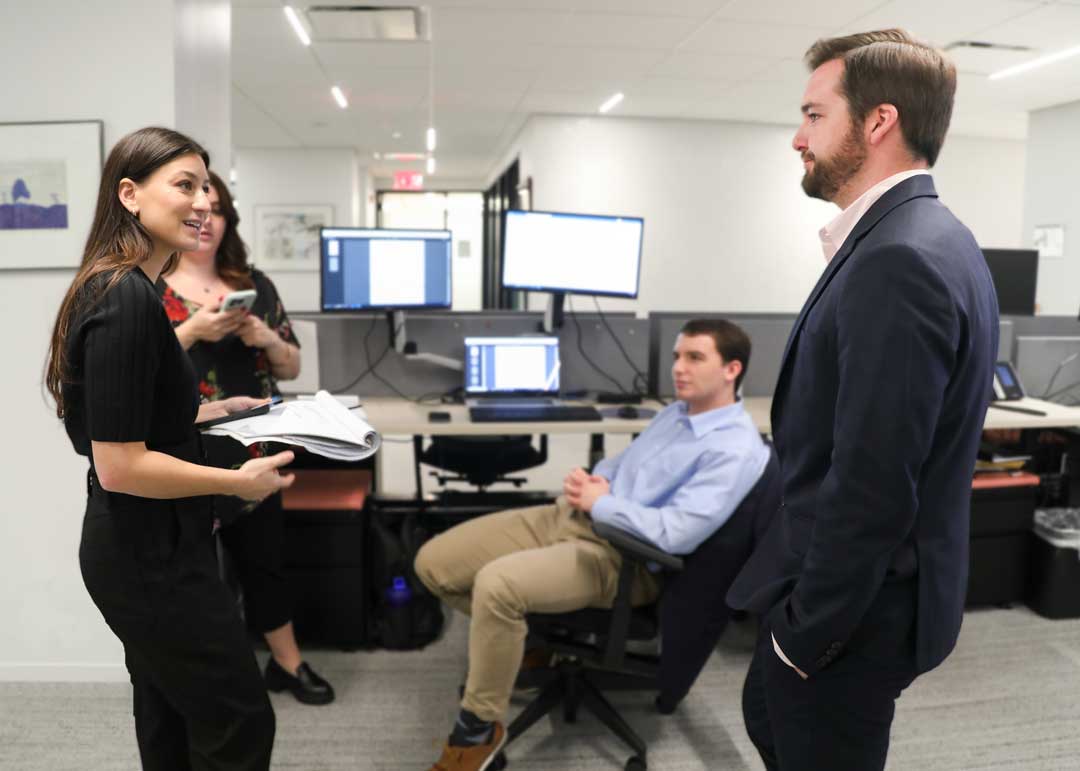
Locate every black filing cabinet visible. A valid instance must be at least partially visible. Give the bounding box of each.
[967,472,1040,606]
[283,507,368,648]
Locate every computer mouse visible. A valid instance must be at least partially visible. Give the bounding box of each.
[617,405,639,419]
[428,411,451,423]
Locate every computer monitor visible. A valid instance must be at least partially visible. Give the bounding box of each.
[465,336,561,396]
[981,248,1038,316]
[501,209,643,299]
[320,227,452,311]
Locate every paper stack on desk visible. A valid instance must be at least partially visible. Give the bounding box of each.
[203,390,381,462]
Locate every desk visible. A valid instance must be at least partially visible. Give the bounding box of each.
[358,397,668,436]
[359,398,670,496]
[359,395,1080,438]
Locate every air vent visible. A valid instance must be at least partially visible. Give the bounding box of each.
[306,6,421,41]
[944,40,1039,75]
[945,41,1034,53]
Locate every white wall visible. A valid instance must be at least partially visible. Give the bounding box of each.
[496,114,1026,315]
[174,0,231,170]
[234,147,366,312]
[0,0,178,681]
[1023,100,1080,315]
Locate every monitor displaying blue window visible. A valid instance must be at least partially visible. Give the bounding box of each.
[320,227,452,311]
[465,336,561,395]
[501,209,643,298]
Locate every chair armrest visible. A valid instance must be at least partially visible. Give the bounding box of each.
[592,521,684,571]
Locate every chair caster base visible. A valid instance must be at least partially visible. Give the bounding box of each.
[625,755,646,771]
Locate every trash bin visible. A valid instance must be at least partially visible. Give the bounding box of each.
[1028,507,1080,619]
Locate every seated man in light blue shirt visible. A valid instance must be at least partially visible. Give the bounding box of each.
[415,318,769,771]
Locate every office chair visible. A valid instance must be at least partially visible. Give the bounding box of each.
[416,434,548,494]
[495,446,782,770]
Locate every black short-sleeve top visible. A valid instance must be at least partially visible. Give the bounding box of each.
[63,268,205,505]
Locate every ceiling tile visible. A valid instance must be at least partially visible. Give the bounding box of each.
[832,0,1045,48]
[975,3,1080,51]
[679,19,835,57]
[650,51,783,82]
[715,0,892,29]
[425,0,725,17]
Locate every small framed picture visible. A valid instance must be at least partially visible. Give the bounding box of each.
[253,204,333,272]
[0,120,104,269]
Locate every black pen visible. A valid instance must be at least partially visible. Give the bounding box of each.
[989,402,1046,417]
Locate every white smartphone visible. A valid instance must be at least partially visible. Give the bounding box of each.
[220,289,257,312]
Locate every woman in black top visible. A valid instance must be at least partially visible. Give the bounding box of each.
[45,127,294,771]
[156,170,333,705]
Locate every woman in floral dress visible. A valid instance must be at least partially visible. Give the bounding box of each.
[157,170,334,706]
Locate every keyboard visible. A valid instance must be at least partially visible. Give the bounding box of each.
[469,405,603,423]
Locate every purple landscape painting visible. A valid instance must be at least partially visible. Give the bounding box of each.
[0,160,68,230]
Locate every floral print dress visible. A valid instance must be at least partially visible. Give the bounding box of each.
[157,269,299,522]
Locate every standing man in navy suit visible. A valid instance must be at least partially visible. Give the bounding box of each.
[727,29,999,770]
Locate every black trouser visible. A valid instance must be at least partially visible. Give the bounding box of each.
[742,581,919,771]
[80,488,275,770]
[219,492,292,634]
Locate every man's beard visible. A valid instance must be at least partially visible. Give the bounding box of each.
[801,122,867,203]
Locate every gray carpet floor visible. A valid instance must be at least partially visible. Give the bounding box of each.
[3,605,1080,770]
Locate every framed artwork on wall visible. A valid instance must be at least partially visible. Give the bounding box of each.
[253,204,334,272]
[0,120,104,269]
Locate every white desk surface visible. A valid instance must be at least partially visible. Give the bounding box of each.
[357,396,1080,437]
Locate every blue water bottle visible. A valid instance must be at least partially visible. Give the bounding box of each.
[385,575,412,607]
[383,575,413,648]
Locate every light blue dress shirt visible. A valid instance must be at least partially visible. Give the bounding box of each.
[590,399,769,555]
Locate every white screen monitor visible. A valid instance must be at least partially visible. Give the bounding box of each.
[501,209,643,298]
[464,336,561,396]
[320,227,452,311]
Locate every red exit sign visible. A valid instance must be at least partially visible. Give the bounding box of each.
[393,171,424,190]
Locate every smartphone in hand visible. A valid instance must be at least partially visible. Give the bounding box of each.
[195,395,282,429]
[221,289,257,312]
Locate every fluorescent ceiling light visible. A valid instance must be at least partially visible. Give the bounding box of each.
[426,127,437,152]
[331,86,348,109]
[385,152,425,161]
[426,156,436,174]
[598,92,624,114]
[989,43,1080,80]
[283,6,311,46]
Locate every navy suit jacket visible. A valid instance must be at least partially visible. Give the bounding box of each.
[727,174,999,676]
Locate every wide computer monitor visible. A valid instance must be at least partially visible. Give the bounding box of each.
[464,336,561,397]
[501,209,644,298]
[981,248,1038,316]
[320,227,452,311]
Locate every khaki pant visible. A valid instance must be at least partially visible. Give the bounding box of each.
[414,496,660,721]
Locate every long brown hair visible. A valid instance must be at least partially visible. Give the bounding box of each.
[45,126,210,418]
[165,169,253,290]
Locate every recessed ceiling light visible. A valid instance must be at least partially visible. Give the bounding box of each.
[426,156,436,174]
[373,152,381,160]
[283,7,311,47]
[989,43,1080,80]
[331,86,348,109]
[598,92,624,114]
[426,127,437,152]
[384,152,425,161]
[392,131,402,139]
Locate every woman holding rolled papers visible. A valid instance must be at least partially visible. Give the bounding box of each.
[156,169,334,706]
[46,126,294,769]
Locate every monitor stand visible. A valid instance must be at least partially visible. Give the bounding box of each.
[540,292,566,334]
[387,310,463,371]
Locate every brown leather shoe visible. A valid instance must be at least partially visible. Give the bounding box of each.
[429,722,507,771]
